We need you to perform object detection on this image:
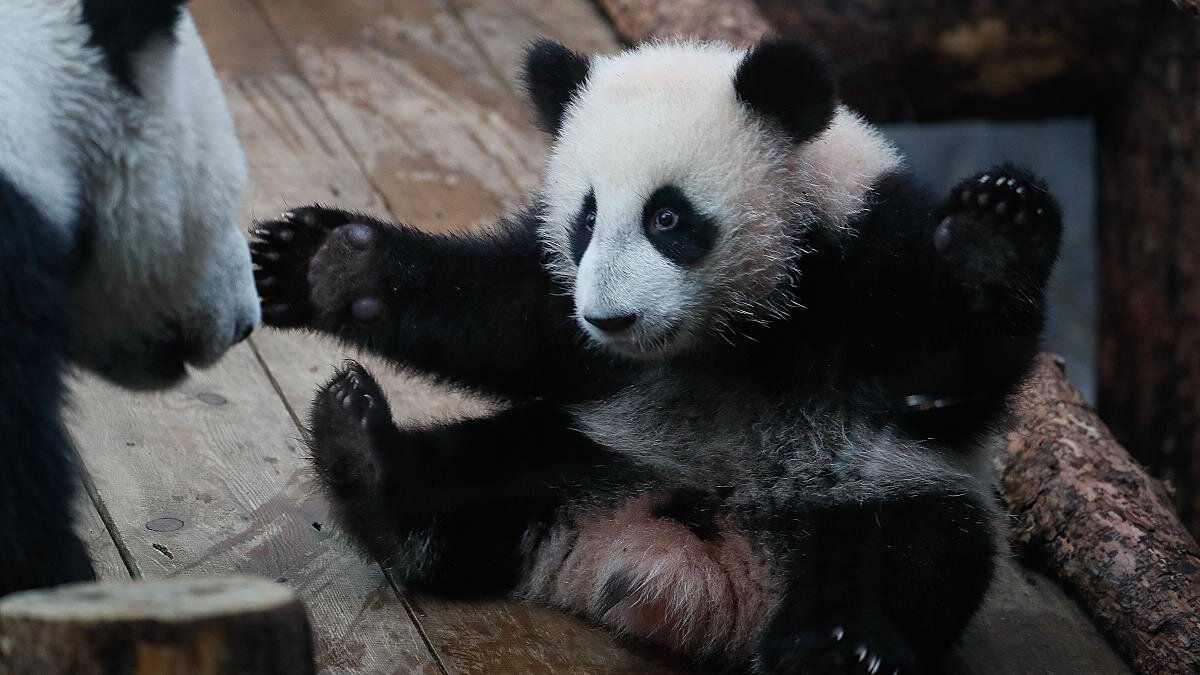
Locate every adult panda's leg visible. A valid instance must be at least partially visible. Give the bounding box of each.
[307,361,622,594]
[251,206,629,403]
[755,492,996,674]
[0,178,96,595]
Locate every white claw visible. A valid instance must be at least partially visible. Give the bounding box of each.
[1016,186,1025,194]
[856,646,868,662]
[868,656,881,674]
[1036,207,1044,215]
[280,211,295,222]
[996,176,1006,185]
[978,174,991,183]
[831,627,845,642]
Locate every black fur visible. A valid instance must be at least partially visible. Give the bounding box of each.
[252,206,633,402]
[0,174,97,596]
[521,39,590,134]
[640,185,720,266]
[651,489,721,541]
[82,0,186,93]
[308,362,629,594]
[758,493,996,674]
[734,37,837,142]
[569,189,595,265]
[734,165,1060,444]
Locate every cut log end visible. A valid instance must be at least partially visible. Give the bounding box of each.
[0,576,314,675]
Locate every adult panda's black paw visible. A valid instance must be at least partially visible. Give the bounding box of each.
[250,206,389,329]
[307,361,395,502]
[933,166,1063,312]
[755,612,919,675]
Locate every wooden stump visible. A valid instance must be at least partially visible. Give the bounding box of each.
[0,576,314,675]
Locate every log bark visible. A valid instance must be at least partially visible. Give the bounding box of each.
[0,576,314,675]
[1000,355,1200,675]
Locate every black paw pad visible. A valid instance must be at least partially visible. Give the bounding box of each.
[308,361,393,498]
[935,167,1063,305]
[304,223,388,321]
[322,362,389,429]
[251,206,356,328]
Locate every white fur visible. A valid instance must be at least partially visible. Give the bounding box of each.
[0,1,257,388]
[537,41,903,358]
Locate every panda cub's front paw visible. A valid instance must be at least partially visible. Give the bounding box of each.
[250,206,389,329]
[933,166,1063,311]
[308,361,395,500]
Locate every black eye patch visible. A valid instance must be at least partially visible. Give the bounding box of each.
[641,185,718,266]
[569,189,596,265]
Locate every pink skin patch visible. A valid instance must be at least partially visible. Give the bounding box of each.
[536,494,779,660]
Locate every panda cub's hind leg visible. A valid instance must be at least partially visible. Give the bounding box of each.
[308,362,628,593]
[307,361,403,565]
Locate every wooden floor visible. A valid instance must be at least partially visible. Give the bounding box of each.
[66,0,1130,672]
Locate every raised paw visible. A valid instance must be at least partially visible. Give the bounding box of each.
[250,206,389,328]
[307,361,395,500]
[933,166,1063,309]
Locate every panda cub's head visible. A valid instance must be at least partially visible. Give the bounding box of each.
[526,38,902,358]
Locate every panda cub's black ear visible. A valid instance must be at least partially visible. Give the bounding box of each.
[734,37,837,142]
[522,39,591,134]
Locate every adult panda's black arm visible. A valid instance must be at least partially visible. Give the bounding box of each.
[0,174,97,595]
[252,205,635,403]
[786,166,1062,442]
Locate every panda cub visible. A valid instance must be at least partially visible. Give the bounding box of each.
[252,38,1061,672]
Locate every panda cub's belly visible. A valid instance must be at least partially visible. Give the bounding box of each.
[518,492,779,661]
[520,375,989,657]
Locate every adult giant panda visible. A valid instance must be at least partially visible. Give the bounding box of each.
[0,1,258,595]
[252,38,1061,672]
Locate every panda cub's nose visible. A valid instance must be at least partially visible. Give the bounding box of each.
[584,313,637,333]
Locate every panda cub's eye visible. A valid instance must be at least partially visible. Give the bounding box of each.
[650,207,679,231]
[585,210,596,226]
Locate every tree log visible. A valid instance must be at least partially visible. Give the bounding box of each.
[1000,355,1200,675]
[0,576,314,675]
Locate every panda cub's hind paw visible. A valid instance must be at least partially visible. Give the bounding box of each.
[251,206,387,328]
[756,615,918,675]
[308,361,395,500]
[934,166,1063,310]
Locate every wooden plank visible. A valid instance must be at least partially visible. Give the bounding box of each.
[66,346,438,674]
[249,0,547,233]
[70,475,132,581]
[447,0,621,94]
[950,557,1130,673]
